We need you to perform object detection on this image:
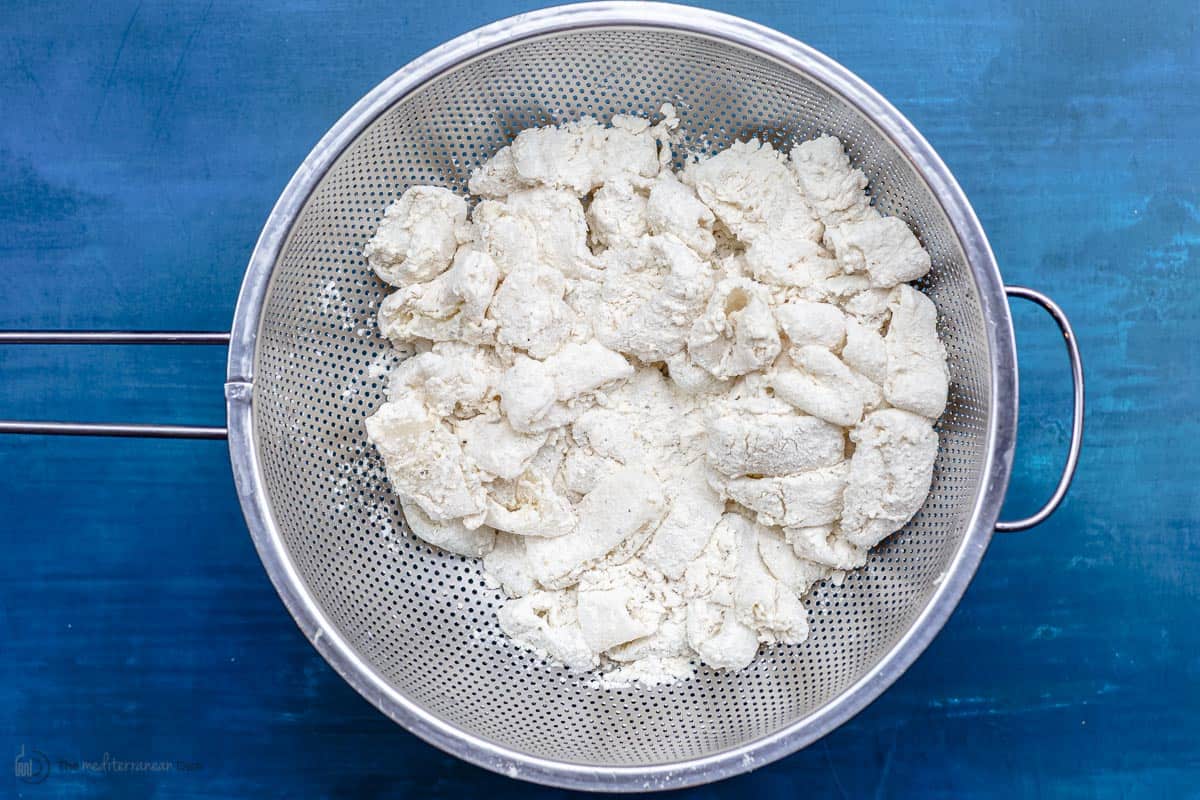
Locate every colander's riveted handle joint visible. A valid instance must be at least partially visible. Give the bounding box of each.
[996,287,1084,532]
[0,331,230,439]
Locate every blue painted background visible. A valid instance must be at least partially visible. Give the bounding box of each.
[2,0,1197,797]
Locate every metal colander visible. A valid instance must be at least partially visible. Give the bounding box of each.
[1,2,1083,791]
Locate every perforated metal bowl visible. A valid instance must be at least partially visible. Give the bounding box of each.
[0,2,1083,791]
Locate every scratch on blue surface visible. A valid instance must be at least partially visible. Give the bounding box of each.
[929,696,1077,720]
[92,0,144,130]
[821,739,852,800]
[152,0,213,141]
[872,729,900,800]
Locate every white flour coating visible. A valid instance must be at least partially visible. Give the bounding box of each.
[363,106,948,686]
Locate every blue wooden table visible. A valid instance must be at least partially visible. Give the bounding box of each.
[2,1,1197,797]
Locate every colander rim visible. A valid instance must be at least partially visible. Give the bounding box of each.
[225,1,1018,791]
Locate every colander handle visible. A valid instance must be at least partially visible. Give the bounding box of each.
[996,287,1084,532]
[0,331,229,439]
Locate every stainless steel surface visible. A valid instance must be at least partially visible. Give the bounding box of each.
[224,2,1053,790]
[0,332,232,345]
[995,287,1085,532]
[0,331,230,439]
[0,421,228,439]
